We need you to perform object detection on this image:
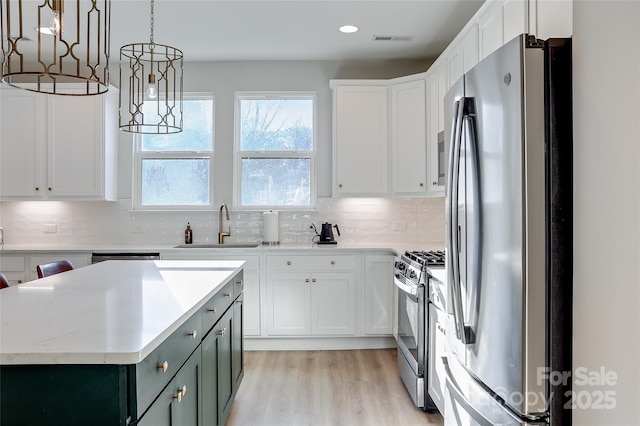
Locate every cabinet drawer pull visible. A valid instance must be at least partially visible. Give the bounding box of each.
[338,184,343,189]
[188,330,197,339]
[235,280,243,285]
[217,328,227,337]
[173,385,187,402]
[305,278,310,283]
[432,181,438,186]
[208,307,217,313]
[287,261,292,266]
[311,278,316,283]
[157,361,169,373]
[224,293,232,298]
[330,260,335,265]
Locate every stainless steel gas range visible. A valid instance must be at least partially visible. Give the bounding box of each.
[394,250,445,412]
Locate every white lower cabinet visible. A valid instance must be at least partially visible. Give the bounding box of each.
[362,254,394,335]
[0,255,26,286]
[265,254,358,336]
[266,271,356,336]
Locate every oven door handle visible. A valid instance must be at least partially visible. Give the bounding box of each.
[393,275,419,300]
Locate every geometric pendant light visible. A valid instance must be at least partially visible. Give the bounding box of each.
[118,0,183,134]
[0,0,111,95]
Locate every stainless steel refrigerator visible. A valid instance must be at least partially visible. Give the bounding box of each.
[443,34,572,425]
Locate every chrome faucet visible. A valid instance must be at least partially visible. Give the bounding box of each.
[218,203,231,244]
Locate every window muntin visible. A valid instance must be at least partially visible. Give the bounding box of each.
[235,93,316,209]
[134,95,214,210]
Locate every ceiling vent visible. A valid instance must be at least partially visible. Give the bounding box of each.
[372,35,414,42]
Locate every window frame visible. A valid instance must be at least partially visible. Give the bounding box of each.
[233,91,317,210]
[132,93,215,211]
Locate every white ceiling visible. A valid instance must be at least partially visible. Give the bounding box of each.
[109,0,484,62]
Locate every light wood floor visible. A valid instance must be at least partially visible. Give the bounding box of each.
[227,349,444,426]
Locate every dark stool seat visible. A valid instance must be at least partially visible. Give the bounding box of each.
[0,272,10,289]
[36,260,74,279]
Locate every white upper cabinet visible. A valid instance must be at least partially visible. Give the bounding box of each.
[425,62,447,196]
[0,89,45,198]
[332,84,389,197]
[390,78,427,195]
[0,86,117,201]
[331,75,440,198]
[447,23,479,90]
[478,0,528,61]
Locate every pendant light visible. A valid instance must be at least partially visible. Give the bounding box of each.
[118,0,183,134]
[0,0,111,95]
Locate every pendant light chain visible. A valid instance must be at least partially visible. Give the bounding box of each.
[149,0,155,47]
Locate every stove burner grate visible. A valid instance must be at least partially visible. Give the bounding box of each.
[405,250,445,266]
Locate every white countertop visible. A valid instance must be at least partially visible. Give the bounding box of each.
[0,241,444,254]
[0,260,244,365]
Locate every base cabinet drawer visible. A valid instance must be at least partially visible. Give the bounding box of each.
[132,314,202,418]
[137,348,202,426]
[266,254,357,271]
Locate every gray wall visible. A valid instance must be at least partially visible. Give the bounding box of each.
[573,2,640,424]
[116,59,433,204]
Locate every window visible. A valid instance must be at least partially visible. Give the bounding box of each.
[234,93,316,209]
[134,94,214,210]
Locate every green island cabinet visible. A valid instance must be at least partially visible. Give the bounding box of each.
[0,270,245,426]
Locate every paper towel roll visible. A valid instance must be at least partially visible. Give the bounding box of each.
[263,210,279,244]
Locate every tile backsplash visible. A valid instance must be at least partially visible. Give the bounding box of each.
[0,197,445,246]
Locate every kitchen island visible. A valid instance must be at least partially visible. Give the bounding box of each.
[0,260,246,425]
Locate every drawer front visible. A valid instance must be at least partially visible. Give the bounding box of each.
[266,255,357,271]
[134,313,201,417]
[0,256,25,271]
[201,279,235,332]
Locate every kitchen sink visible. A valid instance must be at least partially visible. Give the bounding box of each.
[173,243,260,249]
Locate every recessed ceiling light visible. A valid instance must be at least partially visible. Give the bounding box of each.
[339,25,359,34]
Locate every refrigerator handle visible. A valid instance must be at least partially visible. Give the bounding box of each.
[447,98,467,343]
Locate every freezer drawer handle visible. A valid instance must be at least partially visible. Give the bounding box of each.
[443,357,547,425]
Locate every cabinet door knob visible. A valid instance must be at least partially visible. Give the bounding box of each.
[305,278,310,283]
[188,330,197,339]
[432,181,438,185]
[286,261,292,266]
[224,293,232,298]
[235,280,243,285]
[157,361,169,373]
[330,260,335,265]
[208,307,217,313]
[217,328,227,337]
[173,385,187,402]
[420,182,424,187]
[48,187,52,191]
[311,278,316,283]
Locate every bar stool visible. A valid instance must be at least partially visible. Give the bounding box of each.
[36,260,74,279]
[0,272,10,289]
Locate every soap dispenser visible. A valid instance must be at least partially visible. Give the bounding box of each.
[185,223,193,244]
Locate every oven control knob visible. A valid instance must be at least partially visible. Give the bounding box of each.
[394,261,405,271]
[408,270,417,279]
